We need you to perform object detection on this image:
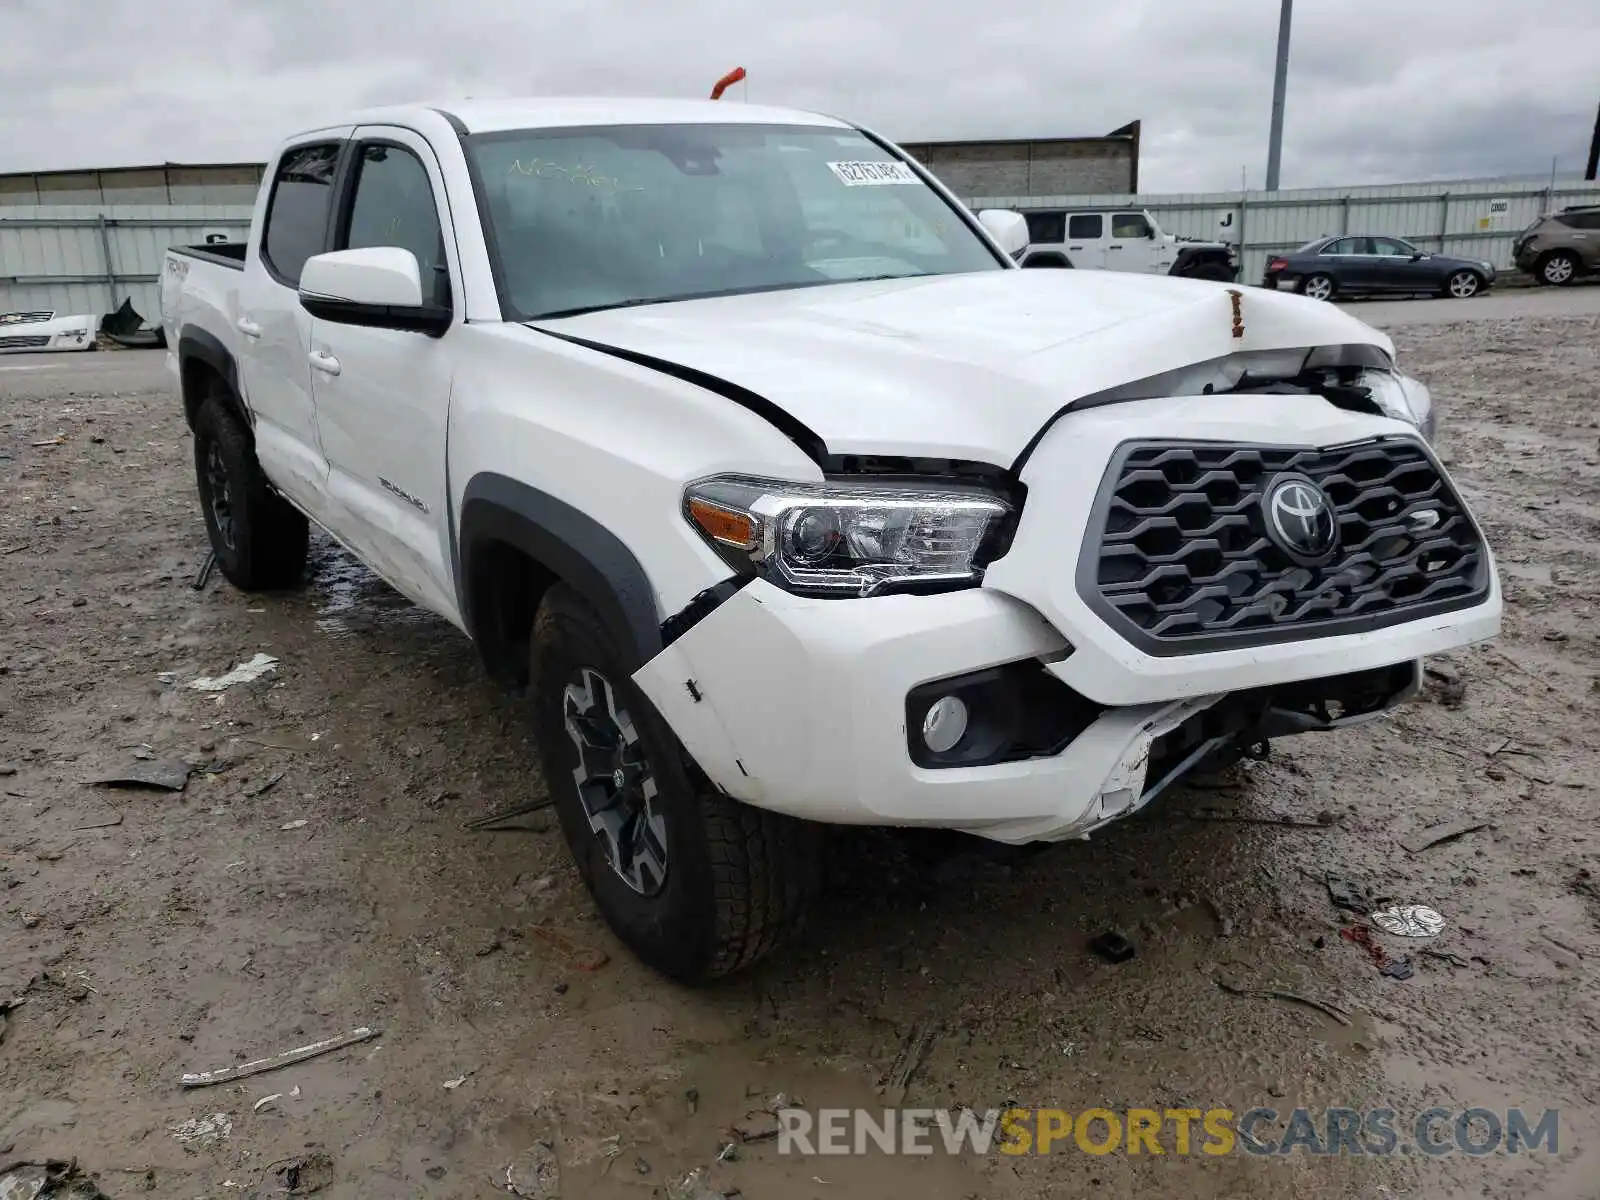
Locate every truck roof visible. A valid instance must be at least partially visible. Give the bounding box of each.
[330,97,853,137]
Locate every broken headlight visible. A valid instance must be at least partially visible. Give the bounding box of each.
[683,475,1013,598]
[1360,369,1436,444]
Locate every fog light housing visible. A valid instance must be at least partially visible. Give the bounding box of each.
[921,695,969,754]
[905,658,1103,769]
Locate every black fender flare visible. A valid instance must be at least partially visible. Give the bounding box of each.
[1020,250,1074,269]
[457,472,663,673]
[177,327,249,430]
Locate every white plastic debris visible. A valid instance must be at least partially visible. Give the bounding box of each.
[442,1075,468,1090]
[253,1093,283,1112]
[188,653,278,692]
[170,1112,233,1145]
[1372,904,1446,938]
[280,819,308,831]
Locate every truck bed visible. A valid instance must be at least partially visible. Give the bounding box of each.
[171,242,247,271]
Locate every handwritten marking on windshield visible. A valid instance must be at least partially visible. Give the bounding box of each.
[505,158,643,191]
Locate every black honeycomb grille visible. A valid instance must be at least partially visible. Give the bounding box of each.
[1080,438,1489,654]
[0,335,50,350]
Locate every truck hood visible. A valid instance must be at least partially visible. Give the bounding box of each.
[531,270,1395,465]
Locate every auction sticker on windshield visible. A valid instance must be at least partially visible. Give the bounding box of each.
[828,160,919,186]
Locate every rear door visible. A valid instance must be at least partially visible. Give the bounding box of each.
[238,136,350,515]
[305,127,462,622]
[1317,237,1370,289]
[1065,213,1108,268]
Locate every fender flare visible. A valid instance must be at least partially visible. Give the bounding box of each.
[177,327,249,429]
[457,472,663,673]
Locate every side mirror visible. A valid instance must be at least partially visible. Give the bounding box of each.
[975,209,1029,259]
[298,247,451,336]
[1410,252,1425,261]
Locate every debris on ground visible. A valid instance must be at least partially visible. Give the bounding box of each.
[465,796,553,831]
[0,1158,110,1199]
[666,1167,729,1200]
[1371,904,1446,938]
[1089,929,1137,964]
[252,1092,283,1112]
[1340,924,1390,968]
[272,1151,334,1195]
[187,653,279,692]
[180,1025,381,1089]
[88,758,191,792]
[1380,958,1416,981]
[1400,817,1491,855]
[1325,874,1370,913]
[502,1141,560,1198]
[170,1112,233,1146]
[1422,948,1472,969]
[280,820,309,831]
[191,551,217,592]
[884,1017,941,1104]
[732,1111,780,1143]
[527,926,609,972]
[442,1075,468,1090]
[245,771,286,798]
[1214,978,1352,1026]
[1423,663,1467,708]
[716,1141,739,1162]
[71,812,122,831]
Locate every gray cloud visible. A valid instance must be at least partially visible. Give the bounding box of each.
[1,0,1594,192]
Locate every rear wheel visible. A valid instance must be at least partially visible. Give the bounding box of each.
[1445,269,1482,299]
[529,584,820,982]
[1538,251,1578,286]
[192,392,308,590]
[1300,273,1336,301]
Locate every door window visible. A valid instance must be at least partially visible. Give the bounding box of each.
[1369,237,1415,257]
[1068,213,1103,240]
[1322,237,1371,255]
[1111,212,1152,239]
[342,143,450,306]
[1024,211,1065,243]
[261,143,342,286]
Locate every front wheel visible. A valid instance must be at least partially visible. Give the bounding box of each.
[1300,273,1336,301]
[1445,269,1482,299]
[529,584,820,982]
[1539,251,1579,286]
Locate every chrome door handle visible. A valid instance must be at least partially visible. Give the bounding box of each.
[309,350,341,377]
[237,317,262,339]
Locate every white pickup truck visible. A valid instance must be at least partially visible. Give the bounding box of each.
[161,98,1500,982]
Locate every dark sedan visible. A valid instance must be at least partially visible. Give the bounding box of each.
[1262,235,1495,301]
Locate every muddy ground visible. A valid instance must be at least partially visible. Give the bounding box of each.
[2,289,1598,1199]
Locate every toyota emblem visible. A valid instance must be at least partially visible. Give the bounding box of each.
[1263,474,1338,562]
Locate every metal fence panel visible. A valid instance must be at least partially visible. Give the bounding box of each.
[969,178,1600,284]
[0,204,252,321]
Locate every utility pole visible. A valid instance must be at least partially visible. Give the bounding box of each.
[1264,0,1293,191]
[1585,97,1599,181]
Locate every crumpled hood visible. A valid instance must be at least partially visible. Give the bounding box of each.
[532,269,1395,465]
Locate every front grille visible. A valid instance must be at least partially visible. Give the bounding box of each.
[0,335,51,349]
[1080,437,1489,654]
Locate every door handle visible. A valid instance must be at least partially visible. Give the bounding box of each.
[236,317,262,339]
[1108,245,1123,250]
[1068,244,1083,250]
[309,350,341,377]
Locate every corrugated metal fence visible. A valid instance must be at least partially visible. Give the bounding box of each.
[971,178,1600,284]
[4,176,1600,322]
[0,205,252,323]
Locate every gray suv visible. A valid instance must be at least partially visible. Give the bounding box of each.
[1513,205,1600,286]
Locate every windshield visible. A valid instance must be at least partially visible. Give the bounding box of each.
[466,123,1004,320]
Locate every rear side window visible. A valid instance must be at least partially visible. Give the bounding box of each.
[1557,210,1600,230]
[262,143,341,286]
[1024,211,1065,243]
[342,143,450,306]
[1068,213,1103,239]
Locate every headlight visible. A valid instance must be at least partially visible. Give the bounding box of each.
[684,475,1013,597]
[1359,369,1436,444]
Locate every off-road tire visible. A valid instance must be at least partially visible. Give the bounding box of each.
[529,584,820,982]
[192,392,308,590]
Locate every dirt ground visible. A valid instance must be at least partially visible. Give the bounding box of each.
[2,288,1598,1199]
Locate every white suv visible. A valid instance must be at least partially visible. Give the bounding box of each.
[1018,207,1239,280]
[162,98,1500,982]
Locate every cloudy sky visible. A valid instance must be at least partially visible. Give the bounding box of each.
[1,0,1595,192]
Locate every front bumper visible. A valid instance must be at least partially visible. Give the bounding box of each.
[635,396,1502,844]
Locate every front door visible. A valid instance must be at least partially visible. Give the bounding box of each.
[305,128,463,625]
[237,138,349,516]
[1108,212,1168,273]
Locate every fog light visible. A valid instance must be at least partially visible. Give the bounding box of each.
[921,695,969,754]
